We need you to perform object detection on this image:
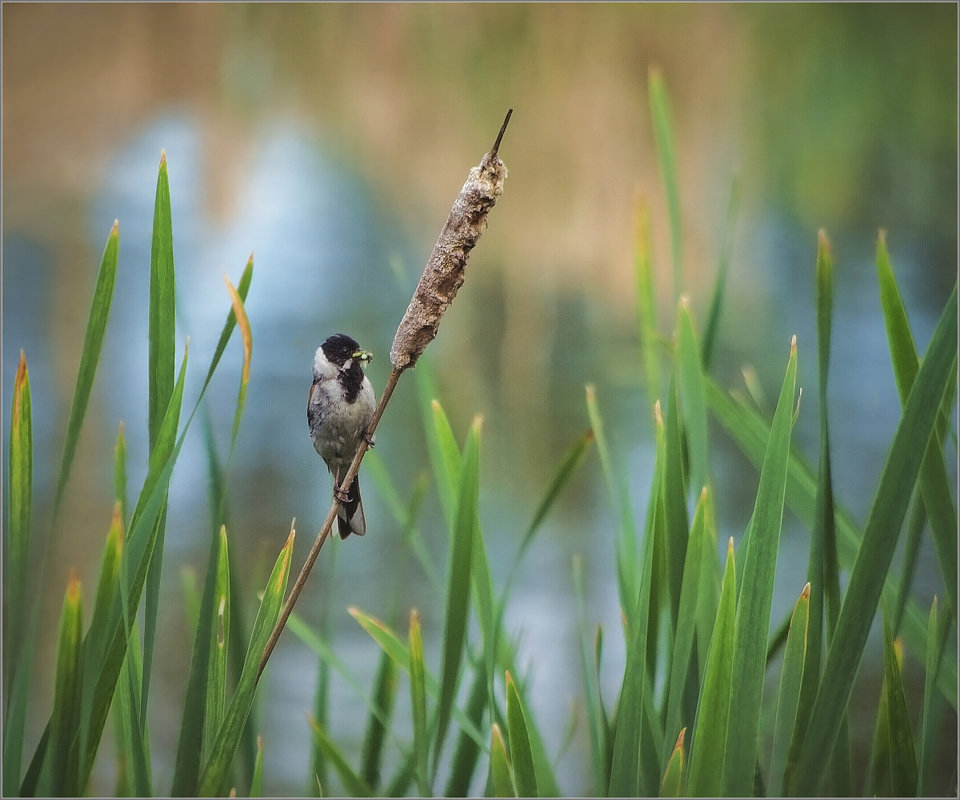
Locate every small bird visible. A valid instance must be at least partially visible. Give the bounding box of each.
[307,333,376,538]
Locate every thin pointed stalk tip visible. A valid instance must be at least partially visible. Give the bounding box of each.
[491,108,513,156]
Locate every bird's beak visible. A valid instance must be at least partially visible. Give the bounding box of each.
[353,349,373,363]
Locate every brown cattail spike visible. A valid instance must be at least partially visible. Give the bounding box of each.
[390,110,511,371]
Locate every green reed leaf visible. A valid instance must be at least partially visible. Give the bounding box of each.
[54,220,119,518]
[49,574,83,795]
[702,174,740,370]
[663,488,709,769]
[204,526,231,755]
[792,283,958,794]
[634,194,661,408]
[586,384,638,623]
[676,298,709,498]
[250,735,264,797]
[198,525,294,796]
[881,619,918,796]
[307,716,373,797]
[361,647,398,791]
[348,607,487,752]
[659,728,686,798]
[434,418,481,772]
[723,337,797,795]
[3,351,33,794]
[876,231,957,611]
[770,583,809,795]
[686,537,736,797]
[505,671,538,798]
[490,724,516,798]
[649,67,682,300]
[608,401,664,796]
[409,609,430,796]
[444,662,489,797]
[919,596,951,795]
[703,375,958,708]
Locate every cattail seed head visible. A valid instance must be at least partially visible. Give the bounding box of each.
[390,110,511,371]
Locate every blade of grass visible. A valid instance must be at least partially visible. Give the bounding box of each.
[71,345,188,794]
[307,717,373,797]
[365,451,440,592]
[660,728,686,798]
[250,735,264,797]
[383,748,417,798]
[686,537,737,797]
[701,174,740,370]
[113,423,128,525]
[662,488,709,768]
[608,401,664,796]
[309,659,329,795]
[416,367,463,528]
[876,232,957,611]
[868,660,893,797]
[490,723,516,798]
[723,336,798,796]
[205,526,231,755]
[919,596,951,795]
[172,260,255,794]
[141,151,177,753]
[222,274,252,453]
[703,375,958,707]
[573,559,610,795]
[102,507,132,797]
[198,524,295,796]
[2,351,32,794]
[635,194,661,409]
[519,429,593,560]
[203,254,253,391]
[148,151,176,451]
[769,583,809,795]
[486,429,595,780]
[444,661,489,797]
[31,243,247,795]
[361,646,398,791]
[116,618,153,797]
[49,573,83,795]
[662,376,689,624]
[791,230,849,791]
[693,491,721,685]
[348,607,487,752]
[792,283,958,794]
[288,612,401,739]
[409,609,430,796]
[505,671,538,798]
[894,498,926,634]
[171,516,229,795]
[649,67,682,300]
[53,220,120,518]
[676,297,709,499]
[586,384,638,623]
[433,417,481,773]
[881,620,918,796]
[510,668,560,797]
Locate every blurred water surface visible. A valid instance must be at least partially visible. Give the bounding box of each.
[3,4,956,794]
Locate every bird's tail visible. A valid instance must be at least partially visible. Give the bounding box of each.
[337,474,366,538]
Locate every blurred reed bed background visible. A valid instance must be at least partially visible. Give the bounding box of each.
[2,4,956,795]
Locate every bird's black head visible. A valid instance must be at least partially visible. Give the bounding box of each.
[321,333,371,368]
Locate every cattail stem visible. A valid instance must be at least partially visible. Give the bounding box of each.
[257,110,512,682]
